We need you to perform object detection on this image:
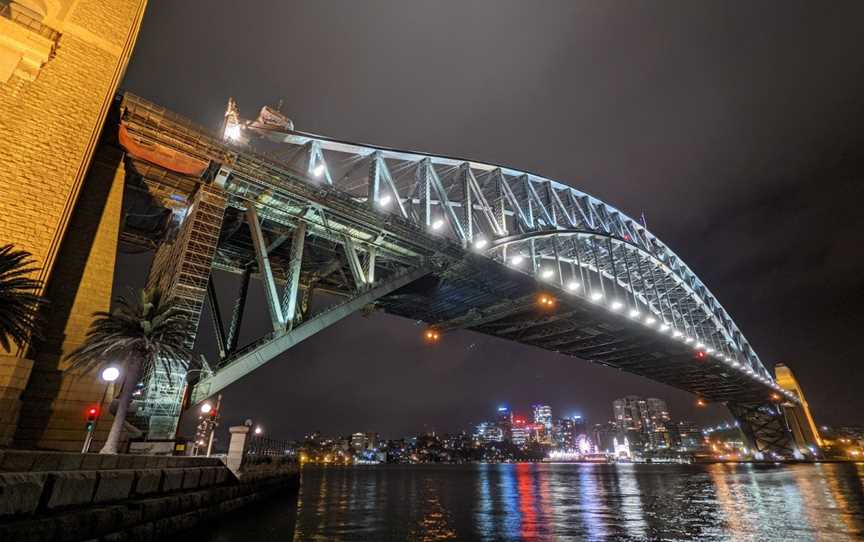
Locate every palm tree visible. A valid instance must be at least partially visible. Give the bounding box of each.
[0,244,44,352]
[67,288,194,454]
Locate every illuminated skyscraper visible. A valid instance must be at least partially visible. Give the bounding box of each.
[532,404,553,430]
[511,416,528,446]
[613,396,647,432]
[496,405,512,442]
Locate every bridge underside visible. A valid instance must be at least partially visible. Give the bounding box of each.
[377,257,775,405]
[109,93,795,456]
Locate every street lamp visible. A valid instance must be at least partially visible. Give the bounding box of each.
[200,402,212,415]
[254,426,263,436]
[101,366,120,383]
[83,366,121,452]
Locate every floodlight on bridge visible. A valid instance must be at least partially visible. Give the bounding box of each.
[659,323,669,333]
[567,281,580,291]
[474,237,489,250]
[684,337,694,343]
[431,219,444,231]
[590,291,603,302]
[540,267,554,279]
[610,300,623,311]
[628,308,640,318]
[378,194,392,207]
[510,255,524,266]
[672,330,682,338]
[644,316,656,325]
[312,163,325,178]
[224,124,242,142]
[695,342,705,349]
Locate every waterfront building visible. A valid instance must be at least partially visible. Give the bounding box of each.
[613,395,674,451]
[676,420,703,451]
[474,422,503,444]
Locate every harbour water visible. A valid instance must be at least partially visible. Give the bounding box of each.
[188,462,864,541]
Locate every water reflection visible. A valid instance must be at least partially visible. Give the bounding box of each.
[190,463,864,541]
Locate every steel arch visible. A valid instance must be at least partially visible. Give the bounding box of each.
[234,105,777,388]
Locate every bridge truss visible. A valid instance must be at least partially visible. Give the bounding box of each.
[113,94,798,457]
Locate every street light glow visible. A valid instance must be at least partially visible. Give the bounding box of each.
[645,316,656,325]
[659,323,669,333]
[672,330,682,338]
[312,163,325,178]
[378,194,392,207]
[431,219,444,230]
[541,268,554,279]
[254,426,263,435]
[511,255,524,266]
[629,308,640,318]
[200,403,212,414]
[101,366,120,382]
[590,291,603,302]
[610,300,623,311]
[567,281,581,291]
[474,237,488,250]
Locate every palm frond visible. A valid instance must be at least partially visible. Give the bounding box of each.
[67,287,195,381]
[0,244,46,351]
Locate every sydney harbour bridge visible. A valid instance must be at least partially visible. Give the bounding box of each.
[113,93,797,457]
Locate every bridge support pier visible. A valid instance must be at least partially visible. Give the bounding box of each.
[728,402,796,459]
[12,147,127,451]
[137,184,227,440]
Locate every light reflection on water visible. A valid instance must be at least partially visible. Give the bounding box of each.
[195,463,864,541]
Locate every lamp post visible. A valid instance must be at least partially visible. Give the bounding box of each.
[83,366,120,453]
[205,394,221,457]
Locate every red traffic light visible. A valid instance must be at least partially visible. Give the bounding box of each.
[695,351,706,360]
[86,407,99,420]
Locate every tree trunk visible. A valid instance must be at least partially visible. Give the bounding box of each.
[99,359,141,454]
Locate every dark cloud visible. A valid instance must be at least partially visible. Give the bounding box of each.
[120,0,864,439]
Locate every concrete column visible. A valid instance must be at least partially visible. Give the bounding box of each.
[226,426,250,475]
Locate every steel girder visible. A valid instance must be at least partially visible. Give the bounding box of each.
[236,107,768,382]
[728,402,797,458]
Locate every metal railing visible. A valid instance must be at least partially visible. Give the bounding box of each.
[245,435,292,459]
[0,0,60,42]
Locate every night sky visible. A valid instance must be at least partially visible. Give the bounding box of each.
[119,1,864,440]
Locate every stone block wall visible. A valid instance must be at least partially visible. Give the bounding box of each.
[0,0,147,448]
[0,450,299,541]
